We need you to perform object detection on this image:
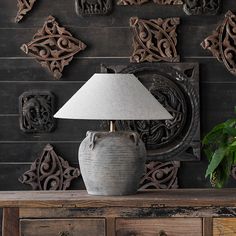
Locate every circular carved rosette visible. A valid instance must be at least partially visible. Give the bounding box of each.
[115,63,199,161]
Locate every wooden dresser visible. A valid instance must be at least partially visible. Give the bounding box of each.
[1,189,236,236]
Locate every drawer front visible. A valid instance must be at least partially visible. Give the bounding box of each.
[116,218,202,236]
[20,218,105,236]
[213,218,236,236]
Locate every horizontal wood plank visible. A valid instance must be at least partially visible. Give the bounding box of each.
[19,206,236,218]
[0,116,100,141]
[116,218,202,236]
[20,218,105,236]
[0,189,236,208]
[0,58,235,83]
[0,164,85,191]
[0,25,218,58]
[213,218,236,236]
[2,0,235,28]
[0,143,80,163]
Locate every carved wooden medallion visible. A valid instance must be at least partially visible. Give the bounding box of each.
[16,0,36,23]
[19,91,56,133]
[139,161,179,190]
[201,11,236,76]
[19,144,80,190]
[101,63,200,161]
[117,0,182,5]
[75,0,112,16]
[130,17,180,63]
[183,0,221,15]
[21,16,87,80]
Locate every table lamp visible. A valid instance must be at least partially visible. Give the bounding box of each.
[54,73,172,195]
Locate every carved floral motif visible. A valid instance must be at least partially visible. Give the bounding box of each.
[21,16,87,80]
[16,0,36,23]
[117,0,182,5]
[183,0,221,15]
[75,0,112,15]
[19,91,55,133]
[139,161,179,190]
[201,11,236,76]
[130,17,180,63]
[19,144,80,190]
[101,63,200,161]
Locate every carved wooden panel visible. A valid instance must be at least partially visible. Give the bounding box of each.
[117,0,183,5]
[101,63,200,161]
[139,161,179,190]
[19,144,80,190]
[21,16,87,80]
[201,11,236,76]
[19,91,56,133]
[16,0,36,23]
[75,0,112,16]
[183,0,221,15]
[130,17,180,63]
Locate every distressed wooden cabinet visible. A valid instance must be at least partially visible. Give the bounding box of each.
[2,190,236,236]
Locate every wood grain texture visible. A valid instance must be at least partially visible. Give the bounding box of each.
[213,218,236,236]
[2,208,19,236]
[116,218,202,236]
[0,190,236,208]
[18,205,236,219]
[203,218,213,236]
[20,218,105,236]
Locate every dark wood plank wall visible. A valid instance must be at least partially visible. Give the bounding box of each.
[0,0,236,193]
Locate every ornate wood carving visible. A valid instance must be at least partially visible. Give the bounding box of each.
[19,91,56,133]
[21,16,87,80]
[101,63,200,161]
[75,0,112,16]
[130,17,180,63]
[183,0,221,15]
[117,0,182,5]
[15,0,36,23]
[153,0,183,4]
[19,144,80,190]
[139,161,179,190]
[201,11,236,76]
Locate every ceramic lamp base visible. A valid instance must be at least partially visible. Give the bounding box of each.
[79,131,146,196]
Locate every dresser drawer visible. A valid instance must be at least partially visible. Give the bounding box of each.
[20,218,105,236]
[116,218,202,236]
[213,218,236,235]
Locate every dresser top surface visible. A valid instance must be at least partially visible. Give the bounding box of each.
[0,189,234,208]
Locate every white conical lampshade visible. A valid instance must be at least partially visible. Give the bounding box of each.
[54,73,172,120]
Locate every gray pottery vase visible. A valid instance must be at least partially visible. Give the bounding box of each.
[79,131,146,195]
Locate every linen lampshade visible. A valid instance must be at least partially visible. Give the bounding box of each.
[54,73,172,120]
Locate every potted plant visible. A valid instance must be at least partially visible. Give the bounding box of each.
[203,114,236,188]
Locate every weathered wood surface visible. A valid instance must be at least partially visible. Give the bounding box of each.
[203,218,213,236]
[213,218,236,236]
[2,208,19,236]
[20,219,106,236]
[19,206,236,219]
[116,218,202,236]
[0,190,235,208]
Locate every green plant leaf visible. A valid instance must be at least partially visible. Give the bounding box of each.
[215,155,233,188]
[205,147,227,178]
[204,147,214,161]
[223,126,236,136]
[230,140,236,147]
[224,118,236,127]
[202,123,225,145]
